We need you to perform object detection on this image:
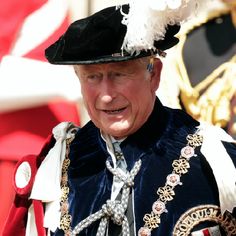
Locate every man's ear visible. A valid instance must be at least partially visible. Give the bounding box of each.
[150,58,162,91]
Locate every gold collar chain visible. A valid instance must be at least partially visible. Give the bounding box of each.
[58,131,203,236]
[138,131,203,236]
[60,137,74,236]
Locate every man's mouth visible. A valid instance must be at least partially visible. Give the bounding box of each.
[103,107,126,114]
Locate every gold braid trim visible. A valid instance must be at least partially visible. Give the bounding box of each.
[178,6,230,36]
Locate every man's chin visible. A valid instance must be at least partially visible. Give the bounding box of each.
[105,125,130,139]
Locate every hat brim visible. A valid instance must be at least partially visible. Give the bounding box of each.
[46,47,159,65]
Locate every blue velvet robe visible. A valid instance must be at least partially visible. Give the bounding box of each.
[52,98,236,235]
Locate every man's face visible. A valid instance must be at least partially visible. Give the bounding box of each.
[74,58,162,139]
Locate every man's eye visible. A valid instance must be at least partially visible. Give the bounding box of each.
[86,74,102,82]
[114,72,125,77]
[87,74,98,79]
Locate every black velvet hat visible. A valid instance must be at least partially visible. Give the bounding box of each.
[45,4,180,65]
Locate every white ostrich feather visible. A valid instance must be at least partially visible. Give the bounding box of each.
[119,0,198,55]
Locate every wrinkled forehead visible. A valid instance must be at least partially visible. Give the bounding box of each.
[74,57,151,73]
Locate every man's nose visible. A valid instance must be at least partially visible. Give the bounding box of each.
[99,77,116,103]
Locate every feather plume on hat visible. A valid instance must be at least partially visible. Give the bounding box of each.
[118,0,198,55]
[45,1,198,64]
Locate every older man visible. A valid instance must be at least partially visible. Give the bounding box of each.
[3,2,236,236]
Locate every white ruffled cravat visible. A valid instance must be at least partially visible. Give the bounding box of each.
[199,123,236,214]
[27,122,78,235]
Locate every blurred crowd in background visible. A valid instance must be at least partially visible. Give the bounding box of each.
[0,0,235,233]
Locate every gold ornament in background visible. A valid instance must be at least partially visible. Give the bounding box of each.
[179,54,236,128]
[222,0,236,27]
[173,6,236,134]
